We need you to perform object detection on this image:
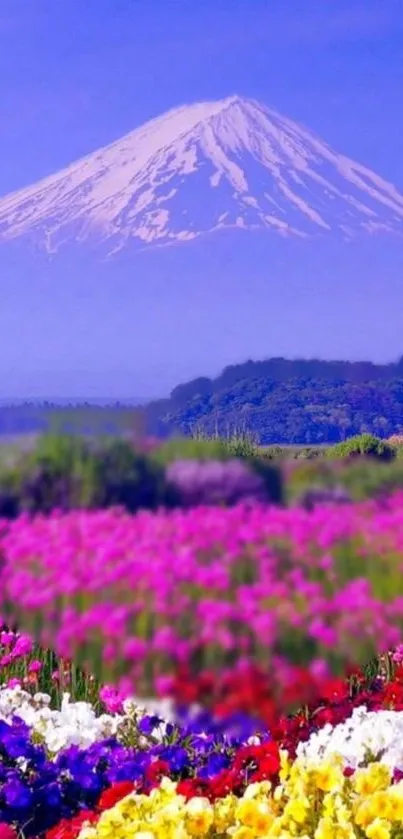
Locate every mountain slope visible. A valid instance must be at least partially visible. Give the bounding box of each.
[0,95,402,254]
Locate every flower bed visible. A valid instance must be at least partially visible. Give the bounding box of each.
[0,654,403,836]
[2,496,403,708]
[1,492,403,835]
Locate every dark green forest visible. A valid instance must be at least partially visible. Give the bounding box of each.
[2,357,403,445]
[140,356,403,444]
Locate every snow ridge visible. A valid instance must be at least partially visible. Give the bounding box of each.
[0,94,402,253]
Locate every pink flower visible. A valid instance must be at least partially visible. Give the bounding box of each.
[12,634,33,657]
[99,685,123,713]
[28,659,42,674]
[0,654,12,667]
[6,678,21,689]
[0,632,15,647]
[393,644,403,664]
[0,823,18,839]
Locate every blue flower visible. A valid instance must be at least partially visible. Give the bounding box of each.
[138,715,164,735]
[160,746,191,773]
[3,778,33,811]
[198,753,230,778]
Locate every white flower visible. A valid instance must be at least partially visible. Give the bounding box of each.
[122,697,139,717]
[33,692,51,706]
[297,706,403,770]
[0,685,124,754]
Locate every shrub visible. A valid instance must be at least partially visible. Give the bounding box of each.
[221,432,260,459]
[152,436,231,466]
[294,446,322,460]
[245,456,284,505]
[286,456,403,504]
[338,459,403,502]
[15,435,98,514]
[388,434,403,445]
[0,488,19,518]
[165,458,270,507]
[295,484,352,511]
[260,445,285,460]
[90,438,177,512]
[285,460,338,503]
[329,433,395,461]
[0,435,176,516]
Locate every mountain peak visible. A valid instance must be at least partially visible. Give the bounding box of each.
[0,95,402,253]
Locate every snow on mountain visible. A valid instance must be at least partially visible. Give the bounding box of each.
[0,94,402,254]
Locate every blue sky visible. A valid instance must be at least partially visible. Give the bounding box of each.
[0,0,402,398]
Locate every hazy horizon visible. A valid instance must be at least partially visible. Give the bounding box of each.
[0,0,402,398]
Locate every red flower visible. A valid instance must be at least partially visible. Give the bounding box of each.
[146,759,170,787]
[177,778,212,800]
[320,678,350,703]
[209,768,242,798]
[98,781,137,811]
[382,681,403,709]
[233,742,280,782]
[0,825,18,839]
[45,811,97,839]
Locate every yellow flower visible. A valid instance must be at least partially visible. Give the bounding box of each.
[185,797,214,835]
[353,764,391,796]
[282,796,310,825]
[279,750,291,782]
[231,828,256,839]
[236,799,274,833]
[322,793,336,816]
[384,789,403,821]
[315,817,337,839]
[243,780,272,799]
[214,798,236,832]
[159,777,178,795]
[354,801,374,830]
[273,784,285,803]
[313,762,344,793]
[363,791,395,822]
[365,818,391,839]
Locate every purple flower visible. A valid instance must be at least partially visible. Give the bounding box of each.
[138,715,164,735]
[166,459,267,507]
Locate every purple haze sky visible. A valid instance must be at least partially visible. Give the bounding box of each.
[0,0,402,398]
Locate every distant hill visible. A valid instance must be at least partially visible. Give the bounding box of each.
[139,356,403,445]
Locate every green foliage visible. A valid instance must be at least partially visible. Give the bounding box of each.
[139,358,403,445]
[154,432,284,504]
[245,456,284,505]
[286,456,403,504]
[0,468,20,517]
[390,442,403,460]
[329,433,395,461]
[260,445,286,460]
[89,438,176,511]
[0,434,175,516]
[3,430,403,518]
[334,460,403,502]
[192,428,261,458]
[222,432,260,459]
[285,460,338,504]
[151,436,231,465]
[12,435,97,513]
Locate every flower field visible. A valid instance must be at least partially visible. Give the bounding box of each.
[1,461,403,837]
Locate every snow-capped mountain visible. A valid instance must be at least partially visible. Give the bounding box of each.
[0,95,402,254]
